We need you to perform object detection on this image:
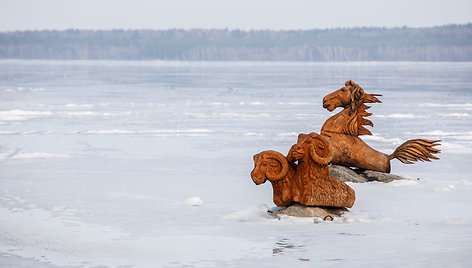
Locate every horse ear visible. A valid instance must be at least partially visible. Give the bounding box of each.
[345,80,353,86]
[357,87,364,97]
[349,87,360,111]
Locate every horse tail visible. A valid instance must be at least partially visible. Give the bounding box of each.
[389,139,441,164]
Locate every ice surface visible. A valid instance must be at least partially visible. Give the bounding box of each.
[0,60,471,267]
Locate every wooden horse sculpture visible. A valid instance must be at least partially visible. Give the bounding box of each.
[321,80,440,173]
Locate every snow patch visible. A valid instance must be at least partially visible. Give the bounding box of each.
[362,134,402,145]
[82,129,135,135]
[374,113,426,119]
[439,113,470,118]
[287,102,314,106]
[421,103,472,109]
[0,203,140,267]
[223,204,272,222]
[183,197,204,207]
[439,142,472,154]
[4,87,44,92]
[442,218,467,225]
[277,132,298,138]
[207,102,229,106]
[388,180,419,187]
[64,103,95,108]
[276,214,319,224]
[80,129,214,136]
[295,113,323,118]
[407,130,472,137]
[10,153,72,160]
[0,110,53,121]
[249,101,265,105]
[57,111,114,117]
[0,131,42,135]
[185,113,273,119]
[434,184,456,192]
[243,132,265,137]
[0,109,124,123]
[404,130,472,142]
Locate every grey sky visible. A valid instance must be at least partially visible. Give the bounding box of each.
[0,0,471,31]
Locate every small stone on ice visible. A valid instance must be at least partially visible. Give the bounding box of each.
[183,197,203,207]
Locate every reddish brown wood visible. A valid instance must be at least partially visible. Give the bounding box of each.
[250,80,440,209]
[250,133,355,208]
[321,80,440,173]
[287,133,355,208]
[250,150,297,207]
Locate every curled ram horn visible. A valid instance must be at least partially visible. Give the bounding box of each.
[308,133,333,165]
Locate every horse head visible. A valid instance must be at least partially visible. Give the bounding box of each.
[322,80,367,112]
[321,80,382,136]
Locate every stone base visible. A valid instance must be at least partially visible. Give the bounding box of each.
[269,203,348,221]
[330,165,407,183]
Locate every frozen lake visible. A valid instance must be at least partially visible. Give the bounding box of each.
[1,60,471,267]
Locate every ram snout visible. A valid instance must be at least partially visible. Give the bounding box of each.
[251,153,267,185]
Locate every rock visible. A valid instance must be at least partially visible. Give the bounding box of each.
[357,169,406,183]
[329,165,367,183]
[329,165,407,183]
[269,203,348,220]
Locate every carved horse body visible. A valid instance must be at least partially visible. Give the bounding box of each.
[321,80,440,173]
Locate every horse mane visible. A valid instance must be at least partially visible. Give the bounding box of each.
[345,81,382,136]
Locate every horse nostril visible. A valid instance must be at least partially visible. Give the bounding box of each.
[322,98,329,108]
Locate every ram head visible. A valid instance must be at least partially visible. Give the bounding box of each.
[290,132,333,165]
[250,150,289,185]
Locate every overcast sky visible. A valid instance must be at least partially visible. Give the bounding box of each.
[0,0,471,31]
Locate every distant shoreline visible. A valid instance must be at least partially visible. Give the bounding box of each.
[1,23,470,33]
[1,59,472,64]
[1,24,471,61]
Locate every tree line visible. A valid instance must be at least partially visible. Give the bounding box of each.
[0,24,471,61]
